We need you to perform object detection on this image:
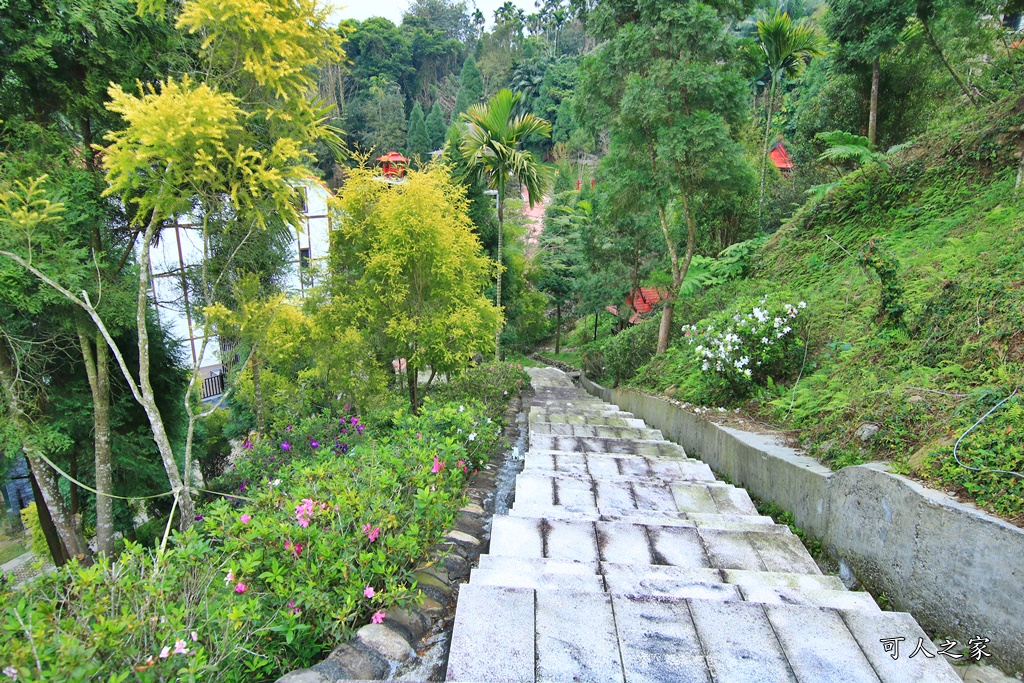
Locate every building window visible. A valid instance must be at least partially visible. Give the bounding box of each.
[299,247,311,269]
[297,188,308,214]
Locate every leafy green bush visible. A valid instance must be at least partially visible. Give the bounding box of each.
[429,362,530,420]
[597,317,661,387]
[19,502,50,562]
[634,294,808,404]
[0,400,503,681]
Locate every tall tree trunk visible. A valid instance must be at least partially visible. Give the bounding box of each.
[79,325,114,556]
[251,350,266,433]
[655,194,698,355]
[0,340,91,564]
[495,194,504,361]
[758,76,778,231]
[868,56,880,147]
[406,362,419,414]
[27,461,69,566]
[554,302,561,355]
[134,220,195,528]
[922,19,978,105]
[24,448,92,564]
[69,450,80,516]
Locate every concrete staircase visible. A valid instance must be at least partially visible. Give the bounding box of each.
[445,368,961,682]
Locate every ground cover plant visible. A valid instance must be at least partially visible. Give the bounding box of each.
[625,99,1024,522]
[0,364,526,681]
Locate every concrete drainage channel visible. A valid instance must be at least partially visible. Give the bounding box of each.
[276,389,531,683]
[579,373,1024,680]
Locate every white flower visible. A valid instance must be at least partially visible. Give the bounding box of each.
[456,428,462,434]
[458,405,464,413]
[744,368,752,377]
[782,326,791,335]
[774,318,783,328]
[701,361,710,371]
[3,666,16,679]
[798,301,807,309]
[271,478,281,487]
[468,432,477,441]
[761,337,769,344]
[486,417,492,423]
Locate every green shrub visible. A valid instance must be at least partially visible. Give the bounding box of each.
[598,317,661,387]
[634,294,808,404]
[428,362,530,420]
[20,502,51,562]
[194,408,233,483]
[0,400,502,681]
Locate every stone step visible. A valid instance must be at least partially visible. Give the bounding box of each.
[509,503,780,532]
[447,586,961,682]
[530,415,648,428]
[529,407,636,419]
[529,434,690,459]
[513,472,740,513]
[469,557,875,611]
[529,422,664,440]
[476,555,847,593]
[522,452,704,478]
[489,516,820,573]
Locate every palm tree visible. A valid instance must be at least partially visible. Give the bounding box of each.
[460,89,551,359]
[756,9,827,228]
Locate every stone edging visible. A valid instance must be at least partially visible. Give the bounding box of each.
[276,391,528,683]
[580,373,1024,676]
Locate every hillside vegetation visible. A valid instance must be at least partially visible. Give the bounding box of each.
[625,100,1024,522]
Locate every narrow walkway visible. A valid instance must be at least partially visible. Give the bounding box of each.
[446,367,961,682]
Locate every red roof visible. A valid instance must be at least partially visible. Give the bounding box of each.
[769,141,793,171]
[628,287,668,315]
[376,151,408,162]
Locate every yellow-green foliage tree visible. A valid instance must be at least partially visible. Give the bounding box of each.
[0,0,347,529]
[206,280,384,425]
[332,164,500,412]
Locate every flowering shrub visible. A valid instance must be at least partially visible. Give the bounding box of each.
[429,362,530,420]
[0,400,504,681]
[681,296,806,386]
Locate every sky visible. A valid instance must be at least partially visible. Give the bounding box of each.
[326,0,537,27]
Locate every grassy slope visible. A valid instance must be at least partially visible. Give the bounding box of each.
[632,100,1024,523]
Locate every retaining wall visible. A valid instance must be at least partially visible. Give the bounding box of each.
[581,374,1024,675]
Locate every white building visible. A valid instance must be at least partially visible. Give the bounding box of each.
[146,182,333,390]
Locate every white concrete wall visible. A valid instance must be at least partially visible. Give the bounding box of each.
[146,181,333,370]
[581,373,1024,674]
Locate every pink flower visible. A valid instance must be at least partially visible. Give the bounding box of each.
[224,570,235,584]
[295,499,315,528]
[235,582,247,594]
[288,600,302,615]
[350,416,359,425]
[310,440,320,449]
[239,514,251,524]
[159,646,170,659]
[242,439,253,450]
[371,610,386,624]
[281,441,291,451]
[362,523,381,542]
[173,639,189,656]
[190,631,198,642]
[286,424,293,431]
[431,456,445,474]
[364,585,375,598]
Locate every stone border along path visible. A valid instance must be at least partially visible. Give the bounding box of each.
[445,367,961,683]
